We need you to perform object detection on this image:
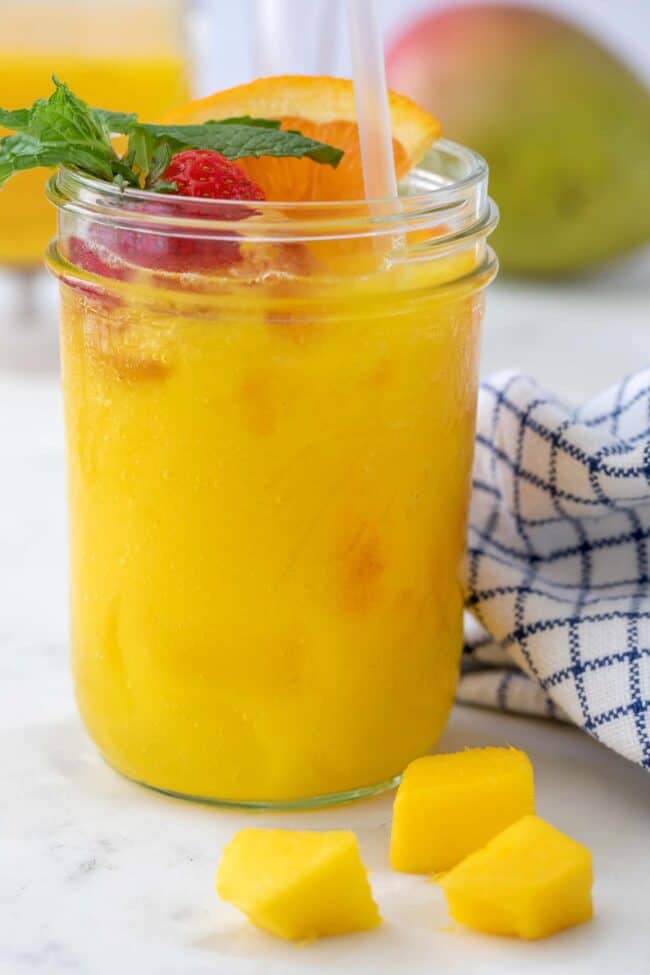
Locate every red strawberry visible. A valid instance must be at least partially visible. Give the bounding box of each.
[71,150,266,278]
[162,149,266,203]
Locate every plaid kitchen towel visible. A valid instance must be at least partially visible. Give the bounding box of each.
[459,369,650,769]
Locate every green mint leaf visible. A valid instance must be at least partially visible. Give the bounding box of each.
[0,77,133,188]
[148,179,178,194]
[128,125,157,176]
[214,116,282,130]
[96,109,138,134]
[145,141,174,188]
[110,157,141,187]
[0,108,30,130]
[95,110,282,135]
[111,173,130,191]
[139,122,343,167]
[0,131,116,186]
[30,78,110,149]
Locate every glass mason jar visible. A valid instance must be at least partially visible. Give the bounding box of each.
[47,142,497,808]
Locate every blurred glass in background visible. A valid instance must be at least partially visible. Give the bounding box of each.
[0,0,191,371]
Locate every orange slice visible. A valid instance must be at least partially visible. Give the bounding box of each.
[165,75,441,202]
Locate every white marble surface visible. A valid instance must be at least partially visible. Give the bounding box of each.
[1,259,649,974]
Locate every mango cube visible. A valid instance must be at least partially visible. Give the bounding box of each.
[439,815,593,939]
[216,828,381,941]
[390,747,535,873]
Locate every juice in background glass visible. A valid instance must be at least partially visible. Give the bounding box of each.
[48,124,496,806]
[0,0,189,267]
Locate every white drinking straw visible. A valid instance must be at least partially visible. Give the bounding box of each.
[345,0,398,203]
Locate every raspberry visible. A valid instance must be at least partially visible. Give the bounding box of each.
[162,150,266,203]
[116,150,267,272]
[97,198,244,273]
[62,236,128,307]
[71,150,266,277]
[66,237,128,283]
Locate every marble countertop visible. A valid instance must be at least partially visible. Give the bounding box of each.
[2,259,649,974]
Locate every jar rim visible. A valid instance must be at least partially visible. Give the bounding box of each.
[47,138,497,246]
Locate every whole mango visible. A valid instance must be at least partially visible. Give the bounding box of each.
[387,3,650,276]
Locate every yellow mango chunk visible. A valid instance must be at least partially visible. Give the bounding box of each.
[216,828,381,941]
[390,747,535,873]
[439,815,593,939]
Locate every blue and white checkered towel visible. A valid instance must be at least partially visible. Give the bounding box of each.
[459,370,650,770]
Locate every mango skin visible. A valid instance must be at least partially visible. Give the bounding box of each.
[388,4,650,276]
[439,814,593,939]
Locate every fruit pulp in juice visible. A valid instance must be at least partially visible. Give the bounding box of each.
[0,54,189,266]
[58,249,482,804]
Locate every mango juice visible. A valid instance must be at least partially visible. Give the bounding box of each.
[54,251,482,804]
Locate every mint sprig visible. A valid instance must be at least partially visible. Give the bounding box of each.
[0,81,136,186]
[0,108,30,129]
[101,113,342,187]
[0,77,344,192]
